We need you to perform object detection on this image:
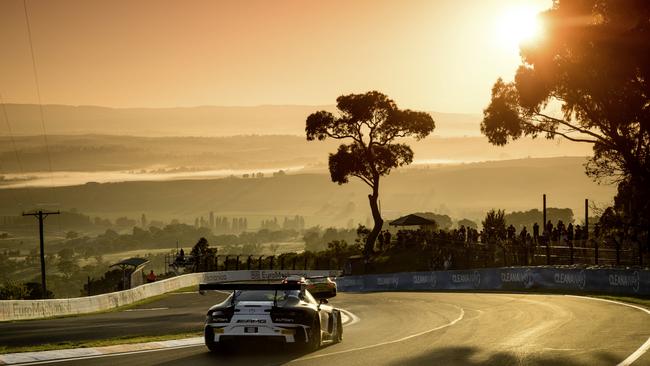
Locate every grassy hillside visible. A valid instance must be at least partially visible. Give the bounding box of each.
[0,157,615,227]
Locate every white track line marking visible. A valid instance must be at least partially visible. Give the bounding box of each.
[339,309,360,327]
[567,295,650,366]
[0,308,361,365]
[122,307,168,312]
[292,306,465,362]
[0,342,203,366]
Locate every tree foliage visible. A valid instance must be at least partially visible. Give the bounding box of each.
[482,209,507,243]
[307,91,434,188]
[306,91,435,255]
[481,0,650,242]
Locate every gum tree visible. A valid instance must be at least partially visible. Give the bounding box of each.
[306,91,435,255]
[481,1,650,246]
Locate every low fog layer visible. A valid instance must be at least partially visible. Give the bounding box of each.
[0,157,615,227]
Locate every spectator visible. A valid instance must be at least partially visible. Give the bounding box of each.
[443,253,452,270]
[507,224,516,240]
[377,232,385,251]
[519,227,528,241]
[176,248,185,263]
[383,231,392,248]
[567,223,574,242]
[146,270,157,283]
[532,222,539,244]
[551,227,559,243]
[458,225,466,243]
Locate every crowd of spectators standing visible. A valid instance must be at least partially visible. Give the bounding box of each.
[372,219,610,270]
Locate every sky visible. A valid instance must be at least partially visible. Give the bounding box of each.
[0,0,551,113]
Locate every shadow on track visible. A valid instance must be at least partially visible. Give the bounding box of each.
[387,346,621,366]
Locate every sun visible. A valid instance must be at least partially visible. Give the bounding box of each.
[496,5,544,50]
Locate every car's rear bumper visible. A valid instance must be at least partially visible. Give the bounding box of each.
[205,323,307,343]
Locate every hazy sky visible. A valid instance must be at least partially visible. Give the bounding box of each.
[1,0,551,113]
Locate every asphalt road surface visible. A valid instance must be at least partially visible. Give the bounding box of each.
[5,292,650,365]
[0,291,228,347]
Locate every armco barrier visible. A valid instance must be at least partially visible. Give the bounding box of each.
[336,267,650,296]
[0,269,340,321]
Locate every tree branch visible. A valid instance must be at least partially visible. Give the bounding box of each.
[377,131,407,146]
[522,120,599,143]
[535,112,608,143]
[326,131,359,143]
[352,173,374,188]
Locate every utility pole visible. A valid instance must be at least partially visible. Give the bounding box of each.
[543,194,547,227]
[23,210,60,299]
[584,199,589,239]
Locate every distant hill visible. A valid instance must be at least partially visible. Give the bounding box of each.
[0,104,481,137]
[0,157,615,228]
[0,133,593,174]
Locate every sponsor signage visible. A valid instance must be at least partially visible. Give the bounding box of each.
[607,271,640,293]
[336,268,649,296]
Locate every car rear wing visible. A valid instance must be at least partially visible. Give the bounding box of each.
[199,282,302,307]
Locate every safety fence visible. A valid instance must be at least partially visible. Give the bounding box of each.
[336,267,650,297]
[0,269,340,322]
[166,253,350,274]
[404,241,646,271]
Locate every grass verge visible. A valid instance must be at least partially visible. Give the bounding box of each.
[0,331,202,354]
[169,285,199,293]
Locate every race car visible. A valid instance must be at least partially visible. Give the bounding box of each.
[281,275,306,285]
[305,276,337,298]
[199,282,343,353]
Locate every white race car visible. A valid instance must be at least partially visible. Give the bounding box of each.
[199,282,342,353]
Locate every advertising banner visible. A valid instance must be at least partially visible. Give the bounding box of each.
[336,267,649,296]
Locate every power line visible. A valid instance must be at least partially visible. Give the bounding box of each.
[22,0,54,181]
[22,0,63,234]
[0,92,35,210]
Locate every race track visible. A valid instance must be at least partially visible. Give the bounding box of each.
[4,292,650,366]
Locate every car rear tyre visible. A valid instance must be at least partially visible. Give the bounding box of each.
[204,327,223,354]
[305,317,321,351]
[333,312,343,343]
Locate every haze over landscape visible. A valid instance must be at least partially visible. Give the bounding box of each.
[2,1,650,365]
[0,0,616,253]
[0,103,602,225]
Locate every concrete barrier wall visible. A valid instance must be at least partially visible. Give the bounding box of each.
[0,269,340,321]
[336,267,650,296]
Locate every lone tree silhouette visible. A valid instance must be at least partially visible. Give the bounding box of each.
[481,1,650,245]
[306,91,435,256]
